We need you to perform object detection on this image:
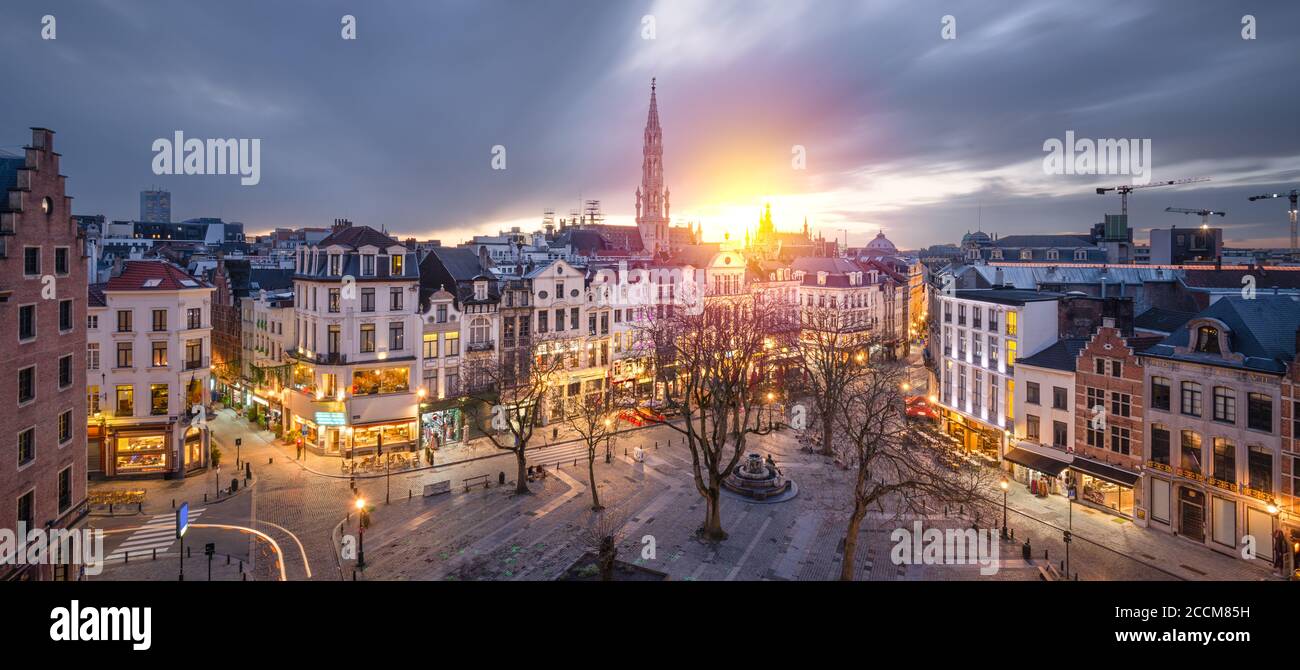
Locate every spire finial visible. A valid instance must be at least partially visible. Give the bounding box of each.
[651,77,656,92]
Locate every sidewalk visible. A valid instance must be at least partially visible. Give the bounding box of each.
[998,476,1278,581]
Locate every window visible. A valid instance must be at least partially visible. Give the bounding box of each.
[152,341,168,367]
[18,366,35,404]
[1085,387,1105,414]
[389,322,404,350]
[18,427,35,465]
[360,324,376,353]
[58,409,73,444]
[423,333,439,359]
[1052,387,1068,410]
[1110,392,1131,417]
[1150,424,1170,465]
[1212,438,1236,483]
[537,311,548,333]
[390,254,404,276]
[555,308,566,331]
[1247,446,1272,494]
[58,466,72,513]
[1053,420,1068,448]
[116,385,134,416]
[470,317,490,344]
[1110,426,1132,456]
[1026,414,1040,441]
[1181,381,1202,417]
[24,247,40,275]
[390,287,403,311]
[1006,311,1017,336]
[445,331,459,356]
[1006,340,1017,369]
[1151,376,1171,411]
[361,254,375,276]
[1094,358,1106,375]
[361,288,375,313]
[1026,382,1040,405]
[87,343,100,371]
[116,342,134,368]
[1180,430,1202,473]
[16,489,33,532]
[1194,325,1221,354]
[152,309,167,331]
[570,307,579,329]
[150,384,168,415]
[1212,386,1236,424]
[55,247,69,275]
[58,354,72,389]
[19,304,35,340]
[1110,360,1122,377]
[117,310,132,332]
[325,325,340,356]
[185,340,202,369]
[87,314,98,330]
[1247,392,1273,432]
[187,308,201,329]
[59,299,73,332]
[329,288,341,313]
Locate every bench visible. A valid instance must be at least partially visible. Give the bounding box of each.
[423,481,452,497]
[463,474,490,492]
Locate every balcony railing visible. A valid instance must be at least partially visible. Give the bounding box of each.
[467,340,495,353]
[184,357,209,371]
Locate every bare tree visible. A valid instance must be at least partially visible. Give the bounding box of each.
[564,391,617,510]
[639,291,783,541]
[795,300,873,456]
[578,505,631,581]
[833,351,995,580]
[462,336,567,494]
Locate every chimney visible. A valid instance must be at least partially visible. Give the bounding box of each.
[994,266,1004,288]
[478,245,490,271]
[331,218,352,234]
[111,256,124,278]
[1103,317,1116,330]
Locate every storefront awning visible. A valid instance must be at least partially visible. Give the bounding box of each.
[1070,457,1140,488]
[351,417,417,428]
[1003,447,1070,477]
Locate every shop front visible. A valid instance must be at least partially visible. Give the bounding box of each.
[1003,443,1070,497]
[348,419,417,458]
[940,409,1002,462]
[104,424,172,478]
[420,405,465,451]
[1070,457,1140,519]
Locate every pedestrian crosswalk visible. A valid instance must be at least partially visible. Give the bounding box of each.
[105,508,206,562]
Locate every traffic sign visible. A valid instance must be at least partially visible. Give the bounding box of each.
[176,502,189,538]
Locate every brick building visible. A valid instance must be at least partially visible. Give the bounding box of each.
[0,128,89,580]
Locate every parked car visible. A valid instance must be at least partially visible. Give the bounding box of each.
[905,395,939,420]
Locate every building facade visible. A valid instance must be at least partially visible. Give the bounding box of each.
[0,128,89,579]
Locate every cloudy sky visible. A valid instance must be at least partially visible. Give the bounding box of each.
[3,0,1298,250]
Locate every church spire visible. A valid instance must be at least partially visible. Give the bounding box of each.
[637,78,668,255]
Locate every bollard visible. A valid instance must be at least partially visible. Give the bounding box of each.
[242,572,247,582]
[408,489,412,500]
[1060,559,1065,572]
[124,551,129,564]
[109,503,114,515]
[138,502,143,513]
[172,499,176,509]
[152,548,157,560]
[204,493,208,502]
[1044,549,1049,561]
[352,570,357,581]
[187,546,191,558]
[227,554,231,565]
[268,457,274,465]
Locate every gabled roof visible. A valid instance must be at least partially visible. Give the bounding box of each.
[88,283,107,307]
[318,225,401,249]
[106,260,210,292]
[992,234,1094,248]
[1139,295,1300,374]
[1018,338,1089,372]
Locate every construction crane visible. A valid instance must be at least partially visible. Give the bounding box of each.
[1247,189,1299,251]
[1096,177,1210,216]
[1164,207,1226,229]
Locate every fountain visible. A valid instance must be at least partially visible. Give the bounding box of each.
[722,453,798,503]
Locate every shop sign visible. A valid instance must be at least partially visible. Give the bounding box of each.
[315,412,347,426]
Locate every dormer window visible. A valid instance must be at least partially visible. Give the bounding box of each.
[817,271,828,286]
[1046,249,1059,260]
[1019,249,1032,260]
[328,254,341,276]
[474,281,487,301]
[1074,249,1088,261]
[361,254,376,276]
[1194,325,1221,354]
[991,249,1003,260]
[390,254,404,276]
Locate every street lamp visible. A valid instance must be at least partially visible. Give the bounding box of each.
[999,477,1009,539]
[355,497,366,569]
[1269,502,1280,569]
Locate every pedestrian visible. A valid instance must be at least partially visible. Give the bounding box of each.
[552,427,558,441]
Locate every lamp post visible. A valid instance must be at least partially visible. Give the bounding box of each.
[1268,502,1280,570]
[767,392,775,429]
[1000,477,1009,539]
[603,417,613,464]
[355,497,366,569]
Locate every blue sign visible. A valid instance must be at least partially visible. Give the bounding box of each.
[315,412,347,426]
[176,502,189,538]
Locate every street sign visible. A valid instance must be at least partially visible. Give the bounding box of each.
[235,438,242,446]
[176,502,189,539]
[204,542,215,556]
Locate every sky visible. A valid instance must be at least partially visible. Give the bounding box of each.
[2,0,1298,250]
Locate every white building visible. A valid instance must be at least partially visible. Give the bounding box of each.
[285,223,423,457]
[86,260,213,479]
[935,288,1062,460]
